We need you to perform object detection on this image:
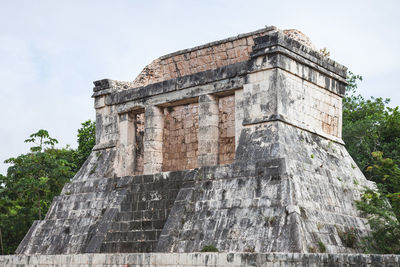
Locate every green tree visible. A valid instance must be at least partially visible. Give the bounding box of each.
[74,120,96,168]
[0,121,96,255]
[0,130,76,254]
[366,151,400,216]
[4,130,75,220]
[344,72,400,253]
[343,72,400,176]
[355,152,400,254]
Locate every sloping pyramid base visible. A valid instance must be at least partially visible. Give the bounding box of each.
[16,121,372,254]
[157,121,372,253]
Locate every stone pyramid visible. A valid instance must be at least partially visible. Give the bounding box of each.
[16,26,373,255]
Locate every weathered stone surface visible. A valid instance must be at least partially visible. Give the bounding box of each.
[157,122,373,253]
[16,171,192,254]
[163,103,199,171]
[2,252,400,266]
[16,26,376,256]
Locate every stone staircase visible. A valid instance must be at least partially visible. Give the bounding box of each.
[16,171,194,254]
[100,172,189,253]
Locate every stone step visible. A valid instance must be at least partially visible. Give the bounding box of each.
[100,240,158,253]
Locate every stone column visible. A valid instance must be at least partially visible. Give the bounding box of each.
[143,106,164,174]
[92,79,121,149]
[234,89,244,150]
[197,94,219,167]
[115,112,135,176]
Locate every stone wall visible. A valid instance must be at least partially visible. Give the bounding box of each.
[2,253,399,266]
[278,71,342,138]
[130,27,320,90]
[131,28,273,88]
[163,103,199,171]
[218,95,235,165]
[243,68,343,143]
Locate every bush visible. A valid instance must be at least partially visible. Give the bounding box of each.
[318,241,327,253]
[200,245,219,252]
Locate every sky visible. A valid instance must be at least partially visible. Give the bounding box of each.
[0,0,399,175]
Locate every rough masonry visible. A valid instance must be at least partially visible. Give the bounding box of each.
[2,252,400,266]
[16,26,375,256]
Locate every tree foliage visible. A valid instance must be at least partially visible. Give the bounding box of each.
[343,72,400,175]
[355,152,400,253]
[344,72,400,253]
[75,120,96,167]
[0,122,95,255]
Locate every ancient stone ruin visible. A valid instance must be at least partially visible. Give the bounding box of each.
[16,26,375,255]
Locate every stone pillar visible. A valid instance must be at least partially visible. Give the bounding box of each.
[92,79,119,150]
[143,106,164,174]
[197,94,219,167]
[115,112,135,176]
[234,89,244,150]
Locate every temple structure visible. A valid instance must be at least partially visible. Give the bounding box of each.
[16,26,374,255]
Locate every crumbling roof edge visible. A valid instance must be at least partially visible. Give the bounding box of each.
[158,26,277,60]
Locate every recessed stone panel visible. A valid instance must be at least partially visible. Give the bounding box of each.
[162,103,199,171]
[218,95,235,165]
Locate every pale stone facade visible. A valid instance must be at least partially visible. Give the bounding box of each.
[2,252,400,266]
[15,26,375,257]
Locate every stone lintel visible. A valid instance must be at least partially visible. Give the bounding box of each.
[108,62,248,106]
[92,79,135,99]
[115,77,243,114]
[92,89,112,98]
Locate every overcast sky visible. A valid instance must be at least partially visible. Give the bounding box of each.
[1,0,399,175]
